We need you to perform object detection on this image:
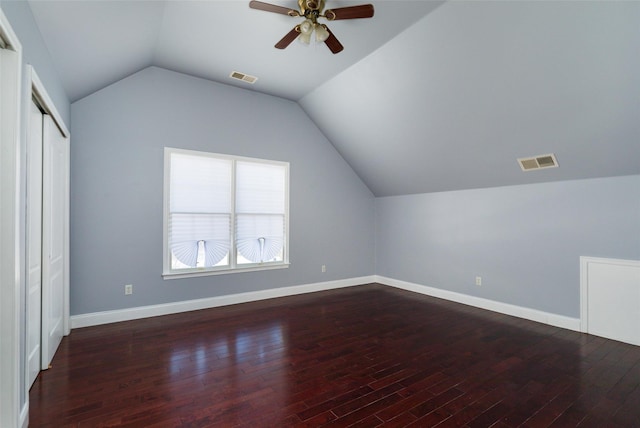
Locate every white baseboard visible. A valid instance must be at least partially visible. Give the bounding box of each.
[375,275,581,332]
[70,276,375,329]
[71,275,581,333]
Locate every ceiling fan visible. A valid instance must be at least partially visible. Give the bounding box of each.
[249,0,374,54]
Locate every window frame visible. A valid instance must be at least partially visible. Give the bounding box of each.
[162,147,290,279]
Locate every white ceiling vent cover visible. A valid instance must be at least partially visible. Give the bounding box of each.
[230,71,258,84]
[517,153,559,171]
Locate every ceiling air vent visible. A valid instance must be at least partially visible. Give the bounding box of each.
[230,71,258,84]
[517,153,559,171]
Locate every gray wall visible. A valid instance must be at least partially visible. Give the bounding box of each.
[375,175,640,318]
[0,1,70,125]
[70,66,375,315]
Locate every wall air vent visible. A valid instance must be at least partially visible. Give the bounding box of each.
[517,153,559,171]
[230,71,258,84]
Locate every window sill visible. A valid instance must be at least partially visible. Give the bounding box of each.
[162,263,290,280]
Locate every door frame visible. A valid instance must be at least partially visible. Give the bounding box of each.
[0,8,24,428]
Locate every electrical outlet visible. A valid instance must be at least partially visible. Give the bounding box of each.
[475,276,482,286]
[125,284,133,295]
[321,265,326,273]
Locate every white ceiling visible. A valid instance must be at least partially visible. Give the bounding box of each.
[28,0,443,102]
[28,0,640,196]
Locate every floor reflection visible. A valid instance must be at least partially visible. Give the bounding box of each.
[166,319,290,424]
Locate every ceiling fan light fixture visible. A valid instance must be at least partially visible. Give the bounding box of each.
[299,19,313,35]
[298,31,312,45]
[298,19,313,44]
[315,24,330,42]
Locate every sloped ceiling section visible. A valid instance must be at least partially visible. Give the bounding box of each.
[27,0,166,102]
[28,0,444,102]
[26,0,640,197]
[300,1,640,197]
[151,0,444,101]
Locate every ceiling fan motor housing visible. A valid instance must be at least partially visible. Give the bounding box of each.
[300,0,324,12]
[300,0,324,22]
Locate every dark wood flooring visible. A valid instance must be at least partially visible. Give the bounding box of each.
[29,284,640,427]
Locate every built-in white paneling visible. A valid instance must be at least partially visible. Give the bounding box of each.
[581,257,640,346]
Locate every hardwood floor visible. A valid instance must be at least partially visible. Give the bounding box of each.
[29,284,640,427]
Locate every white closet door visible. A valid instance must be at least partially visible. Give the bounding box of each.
[26,100,43,386]
[41,114,67,369]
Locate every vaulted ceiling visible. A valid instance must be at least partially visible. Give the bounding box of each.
[28,0,640,196]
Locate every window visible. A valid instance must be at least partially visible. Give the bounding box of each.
[163,148,289,278]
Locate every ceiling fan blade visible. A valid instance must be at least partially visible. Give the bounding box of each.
[323,26,344,54]
[324,4,374,20]
[249,0,299,16]
[275,26,300,49]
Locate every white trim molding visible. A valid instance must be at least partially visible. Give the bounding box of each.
[71,276,375,329]
[376,276,581,332]
[29,66,69,137]
[71,275,583,333]
[0,8,24,428]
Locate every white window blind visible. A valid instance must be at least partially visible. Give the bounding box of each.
[168,153,232,268]
[236,161,286,264]
[164,148,289,278]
